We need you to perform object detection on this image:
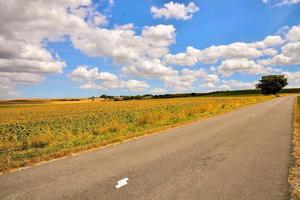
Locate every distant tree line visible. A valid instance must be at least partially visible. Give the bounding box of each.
[55,98,80,101]
[94,88,298,102]
[91,75,297,101]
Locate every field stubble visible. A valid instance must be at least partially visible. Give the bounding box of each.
[0,96,272,172]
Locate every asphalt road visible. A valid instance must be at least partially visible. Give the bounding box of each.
[0,96,295,200]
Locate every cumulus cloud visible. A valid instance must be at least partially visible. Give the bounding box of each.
[262,0,300,5]
[283,71,300,87]
[199,78,256,92]
[0,0,180,95]
[0,72,44,98]
[69,65,149,92]
[72,4,108,27]
[250,35,283,49]
[151,1,199,20]
[122,59,177,78]
[71,24,176,74]
[69,65,118,82]
[151,88,168,94]
[218,59,275,76]
[0,0,104,96]
[122,80,150,92]
[218,80,256,91]
[161,68,208,91]
[270,42,300,65]
[141,25,176,58]
[162,25,300,91]
[258,26,300,66]
[163,52,198,66]
[199,74,220,91]
[163,35,283,67]
[1,0,299,96]
[0,0,176,95]
[286,25,300,41]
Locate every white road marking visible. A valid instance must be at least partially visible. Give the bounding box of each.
[115,177,129,189]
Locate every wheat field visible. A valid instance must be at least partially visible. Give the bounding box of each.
[0,96,272,172]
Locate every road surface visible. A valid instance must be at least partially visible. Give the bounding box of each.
[0,96,295,200]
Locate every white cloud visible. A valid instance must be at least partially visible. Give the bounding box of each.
[164,42,267,66]
[278,0,300,5]
[151,88,167,94]
[257,26,300,66]
[283,71,300,87]
[121,80,150,92]
[71,24,176,72]
[199,74,220,91]
[250,35,283,49]
[1,0,176,96]
[218,80,255,91]
[141,25,176,58]
[163,52,198,66]
[0,72,43,98]
[287,25,300,42]
[262,48,278,56]
[262,0,300,5]
[218,59,274,76]
[258,41,300,65]
[1,0,299,97]
[0,72,44,84]
[65,21,299,93]
[163,34,284,67]
[0,83,19,98]
[205,74,219,84]
[75,6,108,27]
[151,1,199,20]
[0,0,105,96]
[195,43,262,63]
[69,65,118,82]
[161,68,207,91]
[69,66,149,92]
[79,80,149,92]
[122,59,177,78]
[115,23,134,30]
[200,78,255,92]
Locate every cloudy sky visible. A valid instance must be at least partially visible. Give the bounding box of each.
[0,0,299,98]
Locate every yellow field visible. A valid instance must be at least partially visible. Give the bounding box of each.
[0,96,272,172]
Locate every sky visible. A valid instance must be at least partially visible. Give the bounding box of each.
[0,0,299,98]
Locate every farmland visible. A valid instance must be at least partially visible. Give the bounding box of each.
[0,96,272,172]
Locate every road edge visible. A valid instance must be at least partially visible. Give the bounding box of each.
[289,96,300,200]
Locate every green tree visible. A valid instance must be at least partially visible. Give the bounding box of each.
[256,75,288,95]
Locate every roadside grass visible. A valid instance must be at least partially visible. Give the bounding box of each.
[289,96,300,199]
[0,96,273,173]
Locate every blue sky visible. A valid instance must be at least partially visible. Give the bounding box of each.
[0,0,300,98]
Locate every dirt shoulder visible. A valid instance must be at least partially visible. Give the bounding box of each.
[289,96,300,199]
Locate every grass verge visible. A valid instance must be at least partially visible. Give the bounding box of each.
[289,96,300,199]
